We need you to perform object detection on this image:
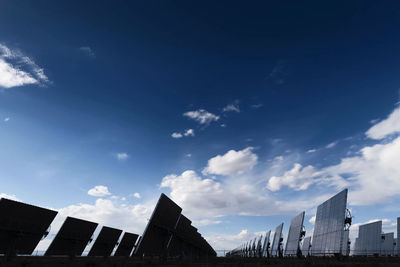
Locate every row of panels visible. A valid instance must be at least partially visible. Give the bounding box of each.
[0,198,139,257]
[227,189,352,257]
[0,193,216,259]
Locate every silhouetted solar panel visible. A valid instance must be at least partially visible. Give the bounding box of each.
[134,193,182,256]
[271,223,283,257]
[0,198,57,255]
[88,226,122,257]
[45,217,98,256]
[381,232,394,256]
[284,211,305,256]
[114,232,138,257]
[354,220,382,256]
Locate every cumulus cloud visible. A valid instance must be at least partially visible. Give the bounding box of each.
[116,152,129,160]
[79,46,95,58]
[160,170,325,219]
[132,192,141,199]
[366,106,400,139]
[0,44,49,89]
[206,229,266,251]
[223,102,240,113]
[4,117,10,122]
[308,215,316,224]
[183,109,219,124]
[267,163,321,191]
[307,149,316,153]
[88,185,111,197]
[184,129,195,137]
[171,132,183,138]
[202,147,258,176]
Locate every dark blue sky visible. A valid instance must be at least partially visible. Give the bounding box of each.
[1,0,400,251]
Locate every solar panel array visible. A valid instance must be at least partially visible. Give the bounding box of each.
[284,211,305,257]
[0,194,214,260]
[0,198,57,256]
[271,223,284,257]
[354,221,382,255]
[311,189,348,256]
[134,193,216,259]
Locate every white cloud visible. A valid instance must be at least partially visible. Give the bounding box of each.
[0,44,49,89]
[307,149,316,153]
[220,123,227,128]
[366,106,400,139]
[184,129,195,137]
[183,109,219,124]
[171,132,183,138]
[186,153,192,157]
[0,193,20,201]
[79,46,95,58]
[223,102,240,113]
[309,215,316,224]
[4,117,10,122]
[202,147,258,176]
[192,219,222,227]
[267,163,322,191]
[88,185,111,197]
[133,192,141,199]
[326,141,337,149]
[116,152,129,160]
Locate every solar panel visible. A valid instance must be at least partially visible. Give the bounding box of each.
[301,236,311,257]
[114,232,138,257]
[311,189,348,256]
[0,198,57,255]
[354,220,381,255]
[88,226,122,256]
[381,232,394,256]
[134,193,182,257]
[284,211,305,257]
[256,235,262,257]
[396,217,400,255]
[394,238,398,256]
[270,223,283,257]
[261,230,271,257]
[45,216,98,256]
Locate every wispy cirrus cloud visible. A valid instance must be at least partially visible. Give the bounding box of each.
[116,152,129,161]
[79,46,95,58]
[0,44,49,89]
[223,101,240,113]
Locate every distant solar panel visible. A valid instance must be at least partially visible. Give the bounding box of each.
[394,238,398,256]
[355,221,381,256]
[261,230,271,257]
[311,189,348,256]
[301,236,311,257]
[114,232,138,257]
[270,223,283,257]
[284,211,305,257]
[45,216,98,256]
[398,217,400,255]
[0,198,57,255]
[134,193,182,257]
[88,226,122,257]
[381,232,394,256]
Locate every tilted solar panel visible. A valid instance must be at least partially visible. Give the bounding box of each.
[45,216,98,256]
[270,223,283,257]
[284,211,305,257]
[311,189,347,256]
[0,198,57,255]
[301,236,311,257]
[261,230,271,257]
[114,232,138,257]
[355,221,382,256]
[88,226,122,257]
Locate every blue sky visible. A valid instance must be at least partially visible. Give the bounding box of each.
[1,0,400,252]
